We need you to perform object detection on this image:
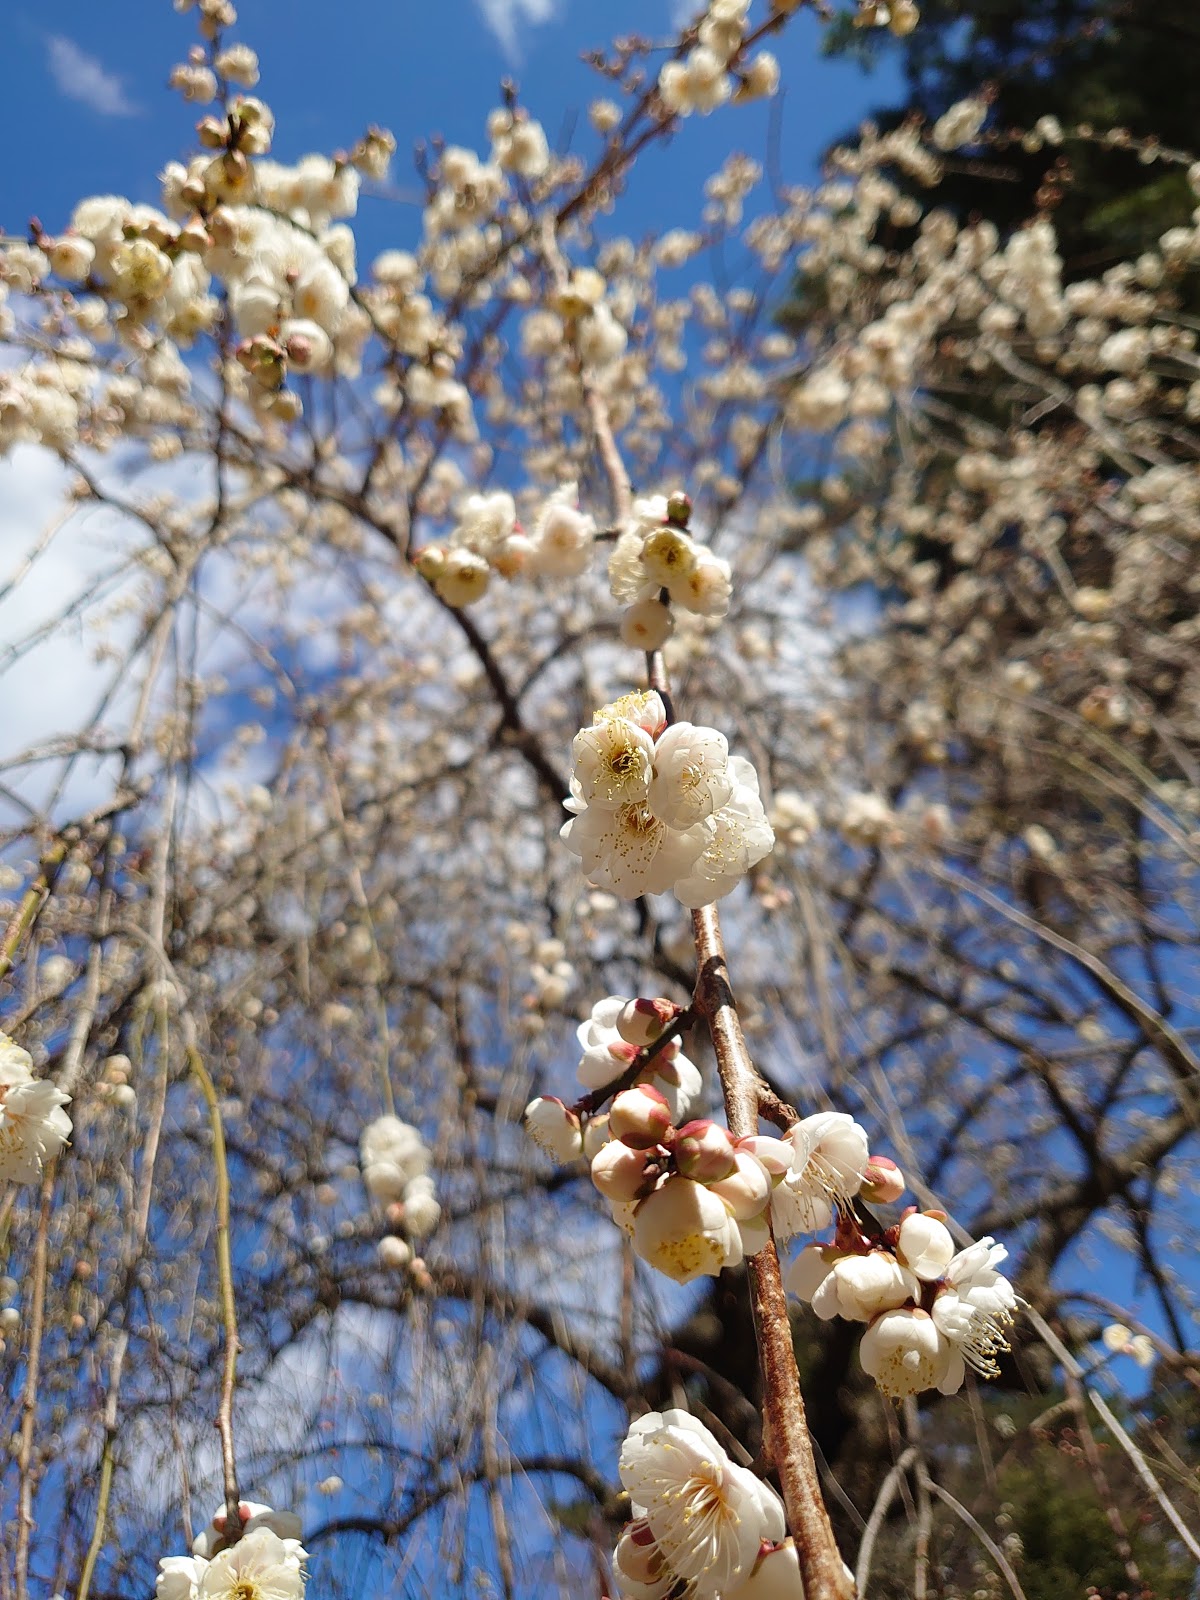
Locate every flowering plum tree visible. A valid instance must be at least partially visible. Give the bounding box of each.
[1,1,1199,1597]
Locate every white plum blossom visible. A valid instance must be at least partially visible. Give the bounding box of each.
[563,703,770,905]
[789,1245,917,1322]
[859,1306,961,1399]
[0,1030,72,1184]
[359,1115,439,1239]
[561,798,712,899]
[930,1236,1017,1379]
[360,1114,429,1202]
[648,723,734,827]
[528,484,595,578]
[619,1411,785,1597]
[196,1525,306,1600]
[570,717,655,810]
[771,1112,868,1240]
[632,1174,744,1284]
[672,756,775,909]
[659,47,732,117]
[157,1556,206,1600]
[932,96,988,152]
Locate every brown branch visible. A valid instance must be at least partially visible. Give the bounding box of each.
[692,902,851,1600]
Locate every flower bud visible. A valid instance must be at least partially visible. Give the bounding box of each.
[861,1153,906,1205]
[897,1211,955,1281]
[590,1139,655,1202]
[614,1522,671,1595]
[616,996,682,1047]
[674,1119,737,1181]
[609,1084,673,1149]
[709,1149,773,1220]
[524,1097,583,1162]
[378,1235,411,1269]
[197,115,228,149]
[665,489,692,526]
[414,546,446,580]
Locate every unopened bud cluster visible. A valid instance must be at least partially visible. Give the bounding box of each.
[359,1114,440,1279]
[524,992,695,1163]
[414,483,596,609]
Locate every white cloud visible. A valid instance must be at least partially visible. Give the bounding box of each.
[45,34,138,118]
[475,0,558,59]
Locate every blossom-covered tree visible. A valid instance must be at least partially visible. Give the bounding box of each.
[1,1,1198,1597]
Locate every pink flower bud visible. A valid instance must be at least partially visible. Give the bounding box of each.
[861,1154,906,1204]
[616,996,682,1047]
[609,1084,673,1149]
[590,1140,655,1202]
[285,331,314,368]
[674,1119,737,1181]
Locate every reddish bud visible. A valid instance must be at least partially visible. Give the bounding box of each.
[616,996,683,1047]
[609,1084,673,1149]
[861,1154,906,1205]
[674,1119,737,1181]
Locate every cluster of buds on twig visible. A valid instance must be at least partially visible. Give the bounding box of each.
[525,993,696,1162]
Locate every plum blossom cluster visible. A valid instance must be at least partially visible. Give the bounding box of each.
[360,1113,440,1273]
[414,483,596,608]
[788,1210,1017,1401]
[608,492,733,651]
[587,1090,897,1288]
[0,1030,72,1184]
[524,993,699,1161]
[561,691,774,905]
[658,1,780,118]
[155,1501,305,1600]
[614,1410,811,1599]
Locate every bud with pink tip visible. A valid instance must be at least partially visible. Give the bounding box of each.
[674,1119,737,1182]
[609,1084,673,1149]
[861,1153,906,1204]
[616,996,682,1047]
[591,1140,656,1202]
[524,1097,583,1162]
[613,1521,672,1600]
[709,1149,773,1220]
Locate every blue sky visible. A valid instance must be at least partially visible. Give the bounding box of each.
[0,0,903,257]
